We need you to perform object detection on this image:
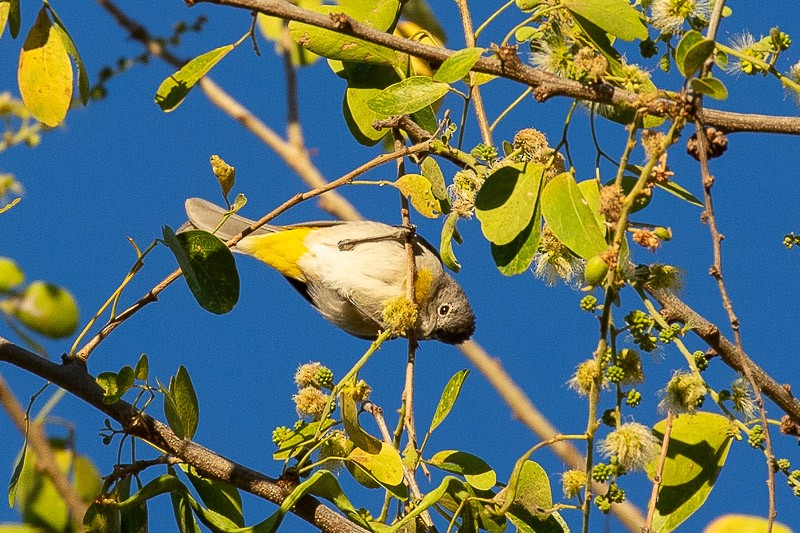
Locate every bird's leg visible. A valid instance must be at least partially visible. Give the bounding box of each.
[337,224,416,251]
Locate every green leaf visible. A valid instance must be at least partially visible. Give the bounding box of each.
[439,212,463,273]
[676,30,715,78]
[562,0,647,41]
[161,380,185,439]
[116,476,148,533]
[46,4,89,105]
[273,419,336,460]
[342,65,394,145]
[690,76,728,100]
[341,0,401,30]
[134,353,149,381]
[96,366,135,404]
[656,180,703,207]
[395,173,442,218]
[0,257,24,292]
[2,281,79,338]
[429,450,496,491]
[289,4,401,66]
[541,172,607,259]
[646,412,733,532]
[267,470,371,532]
[490,201,541,276]
[171,490,200,533]
[18,7,73,127]
[7,439,26,507]
[347,442,406,493]
[420,155,449,201]
[476,162,545,246]
[392,477,466,531]
[162,226,240,315]
[430,369,469,432]
[155,44,235,112]
[172,365,200,440]
[367,76,449,115]
[182,465,244,527]
[433,47,484,83]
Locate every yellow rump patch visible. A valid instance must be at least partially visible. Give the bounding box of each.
[236,227,312,281]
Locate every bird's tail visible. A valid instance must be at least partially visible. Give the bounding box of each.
[183,197,272,241]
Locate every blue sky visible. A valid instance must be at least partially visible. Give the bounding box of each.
[2,1,800,531]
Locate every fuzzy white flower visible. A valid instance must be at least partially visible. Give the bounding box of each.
[650,0,710,34]
[599,422,661,472]
[731,377,757,420]
[659,371,707,414]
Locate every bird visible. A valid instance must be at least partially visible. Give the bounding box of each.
[183,198,475,344]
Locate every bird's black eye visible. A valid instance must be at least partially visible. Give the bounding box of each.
[438,304,450,317]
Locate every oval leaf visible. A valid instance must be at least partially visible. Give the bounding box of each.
[646,412,733,532]
[541,172,607,259]
[155,44,235,112]
[162,226,239,315]
[429,450,496,491]
[690,76,728,100]
[563,0,647,41]
[433,47,484,83]
[18,7,73,127]
[490,210,541,276]
[288,4,400,67]
[420,155,449,201]
[676,30,715,78]
[430,369,469,432]
[172,365,199,440]
[0,257,24,292]
[3,281,79,338]
[367,76,449,115]
[476,162,545,246]
[395,173,441,218]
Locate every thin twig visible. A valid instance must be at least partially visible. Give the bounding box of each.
[0,373,89,526]
[454,0,492,146]
[362,401,433,528]
[691,2,776,527]
[645,411,673,531]
[96,0,361,222]
[74,141,433,361]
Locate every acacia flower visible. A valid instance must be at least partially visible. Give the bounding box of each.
[599,422,660,472]
[650,0,710,34]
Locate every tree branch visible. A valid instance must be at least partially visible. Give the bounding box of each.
[645,286,800,426]
[0,337,369,533]
[187,0,800,135]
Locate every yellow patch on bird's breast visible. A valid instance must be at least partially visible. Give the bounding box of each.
[412,269,435,306]
[236,227,312,281]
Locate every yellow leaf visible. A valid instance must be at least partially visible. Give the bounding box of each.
[395,173,442,219]
[18,8,73,127]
